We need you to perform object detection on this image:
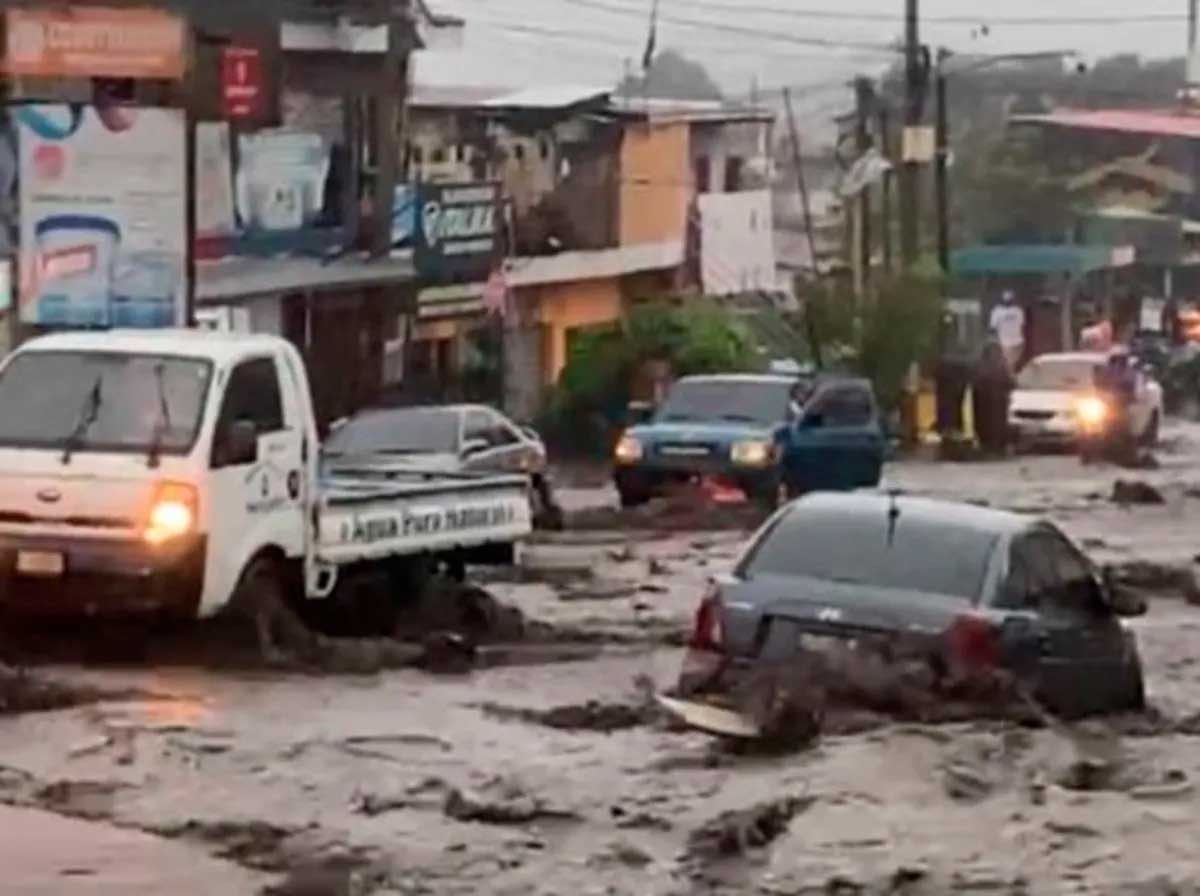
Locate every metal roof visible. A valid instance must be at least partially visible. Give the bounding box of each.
[1014,108,1200,140]
[606,96,775,124]
[477,86,612,110]
[410,85,509,108]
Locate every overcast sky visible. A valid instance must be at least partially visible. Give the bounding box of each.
[417,0,1192,115]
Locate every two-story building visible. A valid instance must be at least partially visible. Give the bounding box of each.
[402,87,776,418]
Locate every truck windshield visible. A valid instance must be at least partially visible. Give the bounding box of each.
[657,380,793,426]
[0,351,212,455]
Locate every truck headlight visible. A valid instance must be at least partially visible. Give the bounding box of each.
[731,440,773,466]
[614,435,643,464]
[1075,395,1108,429]
[144,481,198,545]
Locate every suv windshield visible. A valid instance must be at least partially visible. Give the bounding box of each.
[1018,358,1098,392]
[325,408,460,456]
[742,508,996,601]
[656,379,793,426]
[0,351,211,454]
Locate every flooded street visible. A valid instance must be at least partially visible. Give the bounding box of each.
[7,430,1200,894]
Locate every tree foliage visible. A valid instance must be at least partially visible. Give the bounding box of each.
[801,266,945,410]
[543,299,758,454]
[616,49,723,101]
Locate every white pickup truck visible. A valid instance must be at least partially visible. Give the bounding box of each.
[0,329,532,624]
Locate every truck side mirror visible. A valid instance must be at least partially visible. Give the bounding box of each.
[218,419,258,467]
[627,401,655,426]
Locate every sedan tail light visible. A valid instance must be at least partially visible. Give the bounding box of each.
[689,582,724,651]
[946,613,1000,672]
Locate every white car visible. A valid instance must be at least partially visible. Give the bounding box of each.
[1009,352,1163,449]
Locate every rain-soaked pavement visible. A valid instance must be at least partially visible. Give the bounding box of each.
[8,427,1200,893]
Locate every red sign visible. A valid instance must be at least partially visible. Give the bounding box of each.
[221,46,263,119]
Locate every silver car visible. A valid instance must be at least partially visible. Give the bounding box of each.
[323,404,562,529]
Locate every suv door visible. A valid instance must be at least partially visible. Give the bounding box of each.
[1009,528,1127,716]
[205,355,305,612]
[785,383,884,492]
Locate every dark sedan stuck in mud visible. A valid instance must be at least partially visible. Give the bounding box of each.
[661,493,1147,737]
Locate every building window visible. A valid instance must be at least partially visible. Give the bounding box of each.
[694,155,711,193]
[431,146,446,164]
[725,156,745,192]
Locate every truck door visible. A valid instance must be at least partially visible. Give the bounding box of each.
[785,383,884,492]
[203,355,305,613]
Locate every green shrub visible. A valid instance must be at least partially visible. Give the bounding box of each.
[541,299,759,456]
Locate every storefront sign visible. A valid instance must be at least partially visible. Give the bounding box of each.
[415,182,500,281]
[5,7,187,80]
[235,129,331,233]
[16,105,185,328]
[222,47,265,120]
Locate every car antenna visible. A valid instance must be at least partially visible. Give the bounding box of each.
[886,488,902,547]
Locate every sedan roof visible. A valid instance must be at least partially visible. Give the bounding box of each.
[784,491,1031,538]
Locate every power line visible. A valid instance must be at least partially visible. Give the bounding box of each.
[587,0,1188,27]
[556,0,901,54]
[472,18,887,64]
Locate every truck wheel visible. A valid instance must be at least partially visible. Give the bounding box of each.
[531,476,565,531]
[231,555,314,665]
[745,474,788,511]
[617,481,651,509]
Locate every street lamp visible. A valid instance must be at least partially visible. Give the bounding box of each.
[934,49,1078,273]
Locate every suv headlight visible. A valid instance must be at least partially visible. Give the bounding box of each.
[731,440,773,466]
[614,435,643,464]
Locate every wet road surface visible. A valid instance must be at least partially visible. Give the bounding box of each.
[6,426,1200,893]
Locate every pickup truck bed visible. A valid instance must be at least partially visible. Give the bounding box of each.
[317,466,532,565]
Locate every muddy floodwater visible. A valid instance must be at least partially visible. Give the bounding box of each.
[7,427,1200,893]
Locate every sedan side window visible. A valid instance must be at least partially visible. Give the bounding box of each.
[1001,541,1044,610]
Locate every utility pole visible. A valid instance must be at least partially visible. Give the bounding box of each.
[899,0,922,268]
[878,104,893,274]
[854,77,874,290]
[783,87,824,368]
[1191,0,1198,60]
[935,51,949,276]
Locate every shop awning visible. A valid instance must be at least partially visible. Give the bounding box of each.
[197,252,416,303]
[950,244,1135,276]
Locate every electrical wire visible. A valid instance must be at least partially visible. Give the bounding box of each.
[555,0,902,54]
[565,0,1189,27]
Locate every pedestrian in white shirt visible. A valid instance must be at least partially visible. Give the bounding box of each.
[989,291,1026,371]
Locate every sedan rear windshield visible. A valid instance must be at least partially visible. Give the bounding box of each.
[0,350,211,455]
[741,508,997,602]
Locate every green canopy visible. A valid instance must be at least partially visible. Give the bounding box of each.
[950,244,1132,276]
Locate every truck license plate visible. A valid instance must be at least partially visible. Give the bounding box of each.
[16,551,64,577]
